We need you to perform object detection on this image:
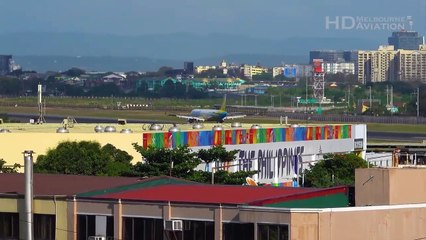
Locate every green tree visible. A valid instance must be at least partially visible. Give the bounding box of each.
[304,153,368,188]
[132,144,257,185]
[34,141,133,176]
[132,145,201,178]
[63,67,86,77]
[0,159,21,173]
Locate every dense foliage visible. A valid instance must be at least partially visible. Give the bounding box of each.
[303,153,368,187]
[132,144,257,184]
[0,159,21,173]
[32,141,256,185]
[34,141,134,176]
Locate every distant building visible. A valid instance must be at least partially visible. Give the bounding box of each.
[195,65,217,74]
[0,55,12,75]
[241,64,268,79]
[358,45,398,83]
[397,45,426,81]
[322,62,355,75]
[184,61,194,75]
[272,65,311,78]
[388,31,424,50]
[358,44,426,83]
[309,50,357,64]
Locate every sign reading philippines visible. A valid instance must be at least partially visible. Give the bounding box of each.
[237,146,305,180]
[142,125,352,148]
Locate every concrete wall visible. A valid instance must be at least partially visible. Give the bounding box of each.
[0,133,143,168]
[318,205,426,240]
[0,197,68,240]
[356,168,426,206]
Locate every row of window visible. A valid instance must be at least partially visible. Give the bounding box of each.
[0,213,55,240]
[0,212,289,240]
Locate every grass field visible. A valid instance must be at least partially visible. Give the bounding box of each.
[1,96,425,135]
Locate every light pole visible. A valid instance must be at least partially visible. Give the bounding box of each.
[417,87,420,117]
[305,77,308,113]
[369,86,372,112]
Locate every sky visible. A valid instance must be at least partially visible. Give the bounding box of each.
[1,0,425,39]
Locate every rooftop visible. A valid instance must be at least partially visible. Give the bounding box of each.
[0,173,141,196]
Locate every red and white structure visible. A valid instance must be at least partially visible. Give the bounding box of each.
[312,59,325,102]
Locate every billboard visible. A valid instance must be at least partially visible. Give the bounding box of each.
[142,124,366,184]
[283,67,297,78]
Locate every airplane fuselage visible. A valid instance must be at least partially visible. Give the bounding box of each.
[190,109,227,122]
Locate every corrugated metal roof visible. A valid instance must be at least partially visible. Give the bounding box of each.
[0,173,141,196]
[92,184,319,205]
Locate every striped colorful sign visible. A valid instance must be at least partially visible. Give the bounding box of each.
[142,125,352,148]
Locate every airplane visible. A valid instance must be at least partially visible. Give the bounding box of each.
[175,94,246,123]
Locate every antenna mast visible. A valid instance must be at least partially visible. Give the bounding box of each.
[37,84,46,124]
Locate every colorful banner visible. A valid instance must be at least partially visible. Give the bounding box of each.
[142,125,353,148]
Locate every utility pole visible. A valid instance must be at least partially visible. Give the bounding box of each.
[305,76,308,113]
[417,87,420,117]
[390,85,394,107]
[369,86,372,110]
[386,85,389,106]
[348,85,351,110]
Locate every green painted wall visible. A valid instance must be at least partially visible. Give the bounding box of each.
[78,177,196,197]
[265,193,349,208]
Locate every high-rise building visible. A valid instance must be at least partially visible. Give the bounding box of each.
[357,45,426,83]
[358,46,398,83]
[388,31,424,50]
[0,55,12,76]
[184,62,194,75]
[397,45,426,81]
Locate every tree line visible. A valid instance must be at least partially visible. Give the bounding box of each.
[0,140,368,187]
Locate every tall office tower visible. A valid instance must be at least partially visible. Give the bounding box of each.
[388,31,424,50]
[0,55,12,75]
[184,62,194,75]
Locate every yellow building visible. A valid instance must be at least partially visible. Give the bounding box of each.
[242,64,268,79]
[195,65,216,74]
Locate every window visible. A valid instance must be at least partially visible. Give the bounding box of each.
[258,224,289,240]
[77,215,113,240]
[123,217,163,240]
[34,214,55,240]
[0,212,19,239]
[182,220,214,240]
[223,223,254,240]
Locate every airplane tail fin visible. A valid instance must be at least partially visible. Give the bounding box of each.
[220,94,227,111]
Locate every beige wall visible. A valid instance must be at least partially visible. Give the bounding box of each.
[0,133,143,169]
[318,205,426,240]
[356,168,426,206]
[0,197,68,240]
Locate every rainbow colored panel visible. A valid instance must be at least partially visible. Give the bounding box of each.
[142,125,353,148]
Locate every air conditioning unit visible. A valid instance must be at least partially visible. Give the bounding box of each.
[164,220,183,231]
[88,236,106,240]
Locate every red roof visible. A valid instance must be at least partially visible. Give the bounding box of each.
[93,184,318,205]
[0,173,141,196]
